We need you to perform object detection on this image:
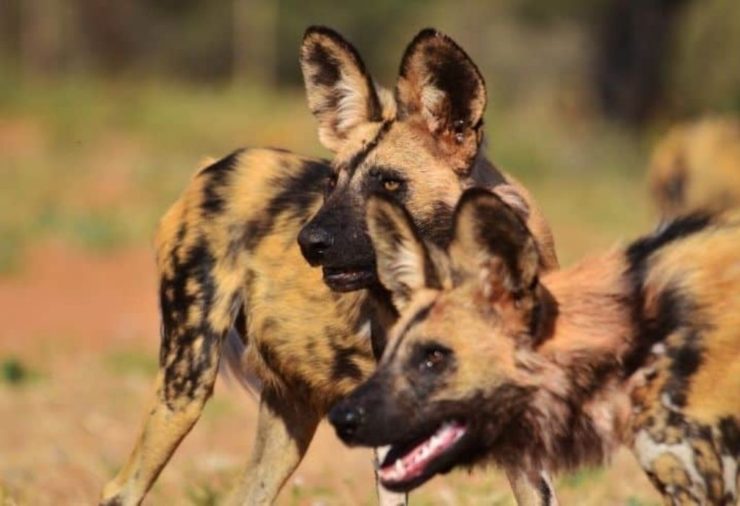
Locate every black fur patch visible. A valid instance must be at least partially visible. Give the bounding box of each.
[233,305,247,343]
[331,347,363,381]
[385,302,435,363]
[200,150,243,216]
[623,286,691,376]
[469,155,506,188]
[159,237,220,405]
[160,237,216,352]
[344,120,393,176]
[626,213,713,275]
[539,475,553,506]
[235,160,330,253]
[568,351,622,401]
[305,42,341,88]
[417,200,454,249]
[719,417,740,456]
[624,213,713,374]
[664,329,704,407]
[267,160,332,222]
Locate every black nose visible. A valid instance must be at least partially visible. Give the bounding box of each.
[298,225,334,266]
[329,403,364,442]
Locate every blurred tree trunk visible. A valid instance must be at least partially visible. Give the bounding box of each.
[0,1,18,68]
[19,0,66,78]
[233,0,278,87]
[594,0,690,126]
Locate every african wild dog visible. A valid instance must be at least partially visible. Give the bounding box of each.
[100,28,559,506]
[649,116,740,218]
[331,189,740,504]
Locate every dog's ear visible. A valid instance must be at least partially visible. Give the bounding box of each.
[395,29,486,175]
[367,194,440,312]
[449,188,540,301]
[301,26,384,152]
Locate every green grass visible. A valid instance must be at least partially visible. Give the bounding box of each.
[557,466,606,489]
[0,357,40,387]
[286,481,355,506]
[186,482,224,506]
[627,497,662,506]
[105,349,159,377]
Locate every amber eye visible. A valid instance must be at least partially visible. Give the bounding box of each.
[383,179,401,192]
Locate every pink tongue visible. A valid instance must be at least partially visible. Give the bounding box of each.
[378,421,467,484]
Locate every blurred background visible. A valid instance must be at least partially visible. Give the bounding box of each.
[1,0,738,504]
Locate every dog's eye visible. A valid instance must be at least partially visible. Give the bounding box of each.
[326,174,338,194]
[421,347,449,372]
[368,167,404,194]
[383,179,401,192]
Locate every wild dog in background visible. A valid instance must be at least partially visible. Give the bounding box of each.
[649,116,740,218]
[100,28,559,506]
[332,189,740,505]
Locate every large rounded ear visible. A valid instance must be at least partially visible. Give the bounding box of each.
[300,26,384,152]
[396,29,487,174]
[449,188,540,300]
[367,194,440,312]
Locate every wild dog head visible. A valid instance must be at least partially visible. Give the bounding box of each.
[328,189,549,492]
[297,27,499,292]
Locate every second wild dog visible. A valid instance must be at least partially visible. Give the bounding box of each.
[649,116,740,218]
[332,189,740,505]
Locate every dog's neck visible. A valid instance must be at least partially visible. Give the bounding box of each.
[511,250,637,473]
[468,152,507,189]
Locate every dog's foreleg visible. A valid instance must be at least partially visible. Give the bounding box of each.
[505,469,558,506]
[373,446,408,506]
[225,387,320,505]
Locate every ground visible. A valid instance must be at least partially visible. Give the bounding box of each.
[0,244,660,505]
[0,80,663,505]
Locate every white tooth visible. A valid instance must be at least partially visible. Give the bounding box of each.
[395,459,404,474]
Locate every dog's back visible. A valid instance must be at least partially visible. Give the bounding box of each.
[628,210,740,503]
[649,117,740,218]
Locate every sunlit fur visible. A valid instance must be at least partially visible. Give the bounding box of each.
[348,191,740,505]
[100,28,560,506]
[649,116,740,218]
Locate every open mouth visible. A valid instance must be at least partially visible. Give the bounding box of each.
[378,420,468,491]
[322,266,376,292]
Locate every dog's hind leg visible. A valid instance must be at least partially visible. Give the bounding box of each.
[99,364,220,506]
[225,386,320,505]
[101,221,246,505]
